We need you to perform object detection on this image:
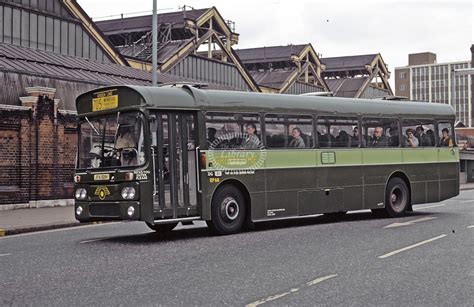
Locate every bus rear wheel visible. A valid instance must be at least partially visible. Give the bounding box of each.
[384,178,409,217]
[146,222,178,232]
[207,185,246,235]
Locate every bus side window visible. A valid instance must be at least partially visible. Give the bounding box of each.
[402,119,436,147]
[265,114,286,148]
[205,112,261,149]
[438,122,455,147]
[362,118,399,148]
[317,116,358,148]
[265,114,313,149]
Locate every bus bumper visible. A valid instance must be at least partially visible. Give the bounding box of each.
[74,201,141,222]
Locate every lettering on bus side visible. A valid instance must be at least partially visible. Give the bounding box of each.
[134,170,150,180]
[267,208,286,217]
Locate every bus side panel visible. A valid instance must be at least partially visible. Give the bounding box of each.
[202,169,267,220]
[265,167,316,218]
[439,162,460,201]
[316,150,363,212]
[264,151,317,218]
[362,149,403,209]
[403,148,438,204]
[439,147,460,201]
[315,165,363,212]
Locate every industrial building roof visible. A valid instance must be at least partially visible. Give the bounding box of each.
[96,8,210,34]
[0,43,227,87]
[325,77,368,97]
[235,45,308,64]
[249,69,297,89]
[322,54,378,72]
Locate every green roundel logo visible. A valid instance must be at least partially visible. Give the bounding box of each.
[207,132,266,171]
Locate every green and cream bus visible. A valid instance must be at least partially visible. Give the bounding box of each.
[74,85,459,235]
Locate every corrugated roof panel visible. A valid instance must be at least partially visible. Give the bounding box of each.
[326,77,368,97]
[96,8,210,34]
[322,54,377,72]
[0,42,240,89]
[249,69,296,89]
[235,45,308,64]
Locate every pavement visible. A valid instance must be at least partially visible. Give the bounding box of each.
[1,183,474,236]
[0,206,78,236]
[0,190,473,305]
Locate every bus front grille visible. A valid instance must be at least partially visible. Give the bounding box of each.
[89,204,120,217]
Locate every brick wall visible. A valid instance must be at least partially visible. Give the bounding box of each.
[0,87,77,205]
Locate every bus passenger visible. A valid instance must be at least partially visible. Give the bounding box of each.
[416,126,430,146]
[336,130,349,147]
[405,128,419,148]
[388,127,399,147]
[319,132,332,147]
[207,128,217,147]
[426,129,435,146]
[349,126,364,147]
[440,128,453,147]
[289,127,306,148]
[242,123,261,149]
[370,127,387,147]
[116,126,136,150]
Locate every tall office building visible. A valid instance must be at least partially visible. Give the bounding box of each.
[395,52,472,127]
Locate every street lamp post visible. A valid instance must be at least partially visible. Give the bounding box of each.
[152,0,158,86]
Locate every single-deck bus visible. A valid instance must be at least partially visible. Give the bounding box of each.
[74,85,459,234]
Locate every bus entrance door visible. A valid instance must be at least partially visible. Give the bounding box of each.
[152,112,199,219]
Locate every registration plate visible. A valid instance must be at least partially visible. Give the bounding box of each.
[94,174,110,181]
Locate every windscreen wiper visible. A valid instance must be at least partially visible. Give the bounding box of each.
[85,116,100,136]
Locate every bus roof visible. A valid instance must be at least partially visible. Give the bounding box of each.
[76,85,455,119]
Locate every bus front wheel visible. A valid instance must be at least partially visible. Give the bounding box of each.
[384,178,409,217]
[207,185,246,235]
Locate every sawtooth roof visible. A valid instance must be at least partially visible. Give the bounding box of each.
[322,54,378,72]
[235,45,308,64]
[249,69,296,89]
[325,77,368,97]
[0,42,238,90]
[96,8,210,35]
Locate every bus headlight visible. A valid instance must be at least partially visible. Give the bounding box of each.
[121,187,136,200]
[127,206,135,217]
[76,206,83,216]
[75,188,87,200]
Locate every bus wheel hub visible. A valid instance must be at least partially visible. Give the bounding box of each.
[223,198,239,221]
[391,193,397,203]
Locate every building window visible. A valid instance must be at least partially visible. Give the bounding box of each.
[400,84,406,91]
[400,71,407,79]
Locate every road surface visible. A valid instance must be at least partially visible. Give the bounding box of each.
[1,191,473,306]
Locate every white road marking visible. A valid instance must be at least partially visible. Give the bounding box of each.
[467,225,474,229]
[384,216,437,229]
[0,222,122,240]
[305,274,338,286]
[378,234,447,259]
[246,274,337,307]
[0,253,11,257]
[460,200,474,203]
[415,203,446,210]
[79,238,106,244]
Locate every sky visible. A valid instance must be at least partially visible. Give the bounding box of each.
[78,0,473,86]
